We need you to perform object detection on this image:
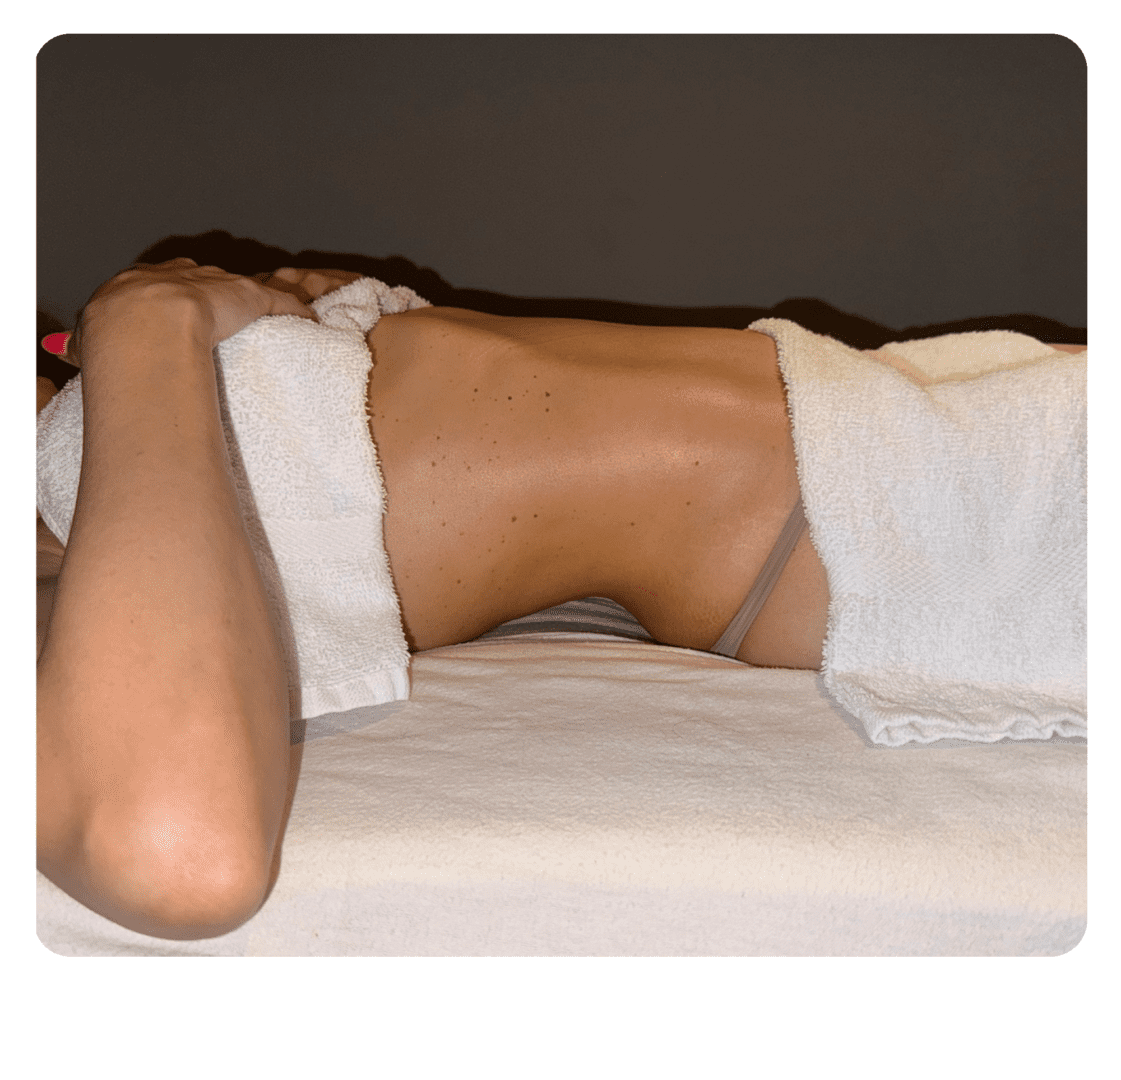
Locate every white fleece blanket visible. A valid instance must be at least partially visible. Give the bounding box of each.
[36,636,1086,956]
[36,277,427,720]
[750,320,1087,747]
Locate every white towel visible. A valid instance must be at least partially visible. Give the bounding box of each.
[750,319,1087,746]
[36,276,429,720]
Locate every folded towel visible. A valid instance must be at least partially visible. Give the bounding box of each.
[36,276,429,720]
[750,319,1087,746]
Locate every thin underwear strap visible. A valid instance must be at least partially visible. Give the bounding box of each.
[709,496,807,658]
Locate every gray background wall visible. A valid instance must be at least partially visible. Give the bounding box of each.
[38,34,1085,333]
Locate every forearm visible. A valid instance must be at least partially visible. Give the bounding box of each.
[37,300,291,934]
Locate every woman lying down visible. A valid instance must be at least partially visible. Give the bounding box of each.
[36,259,1087,939]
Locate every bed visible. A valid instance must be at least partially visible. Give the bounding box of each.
[35,254,1086,956]
[36,598,1085,956]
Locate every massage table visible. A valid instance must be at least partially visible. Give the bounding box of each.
[36,599,1086,956]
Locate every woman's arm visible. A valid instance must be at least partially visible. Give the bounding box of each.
[37,259,316,939]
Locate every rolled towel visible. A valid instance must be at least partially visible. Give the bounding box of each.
[751,319,1087,746]
[37,277,429,720]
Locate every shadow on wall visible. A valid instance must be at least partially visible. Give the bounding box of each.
[38,230,1088,392]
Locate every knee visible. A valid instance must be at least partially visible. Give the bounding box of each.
[41,800,275,940]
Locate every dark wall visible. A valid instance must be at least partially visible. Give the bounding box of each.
[38,34,1085,334]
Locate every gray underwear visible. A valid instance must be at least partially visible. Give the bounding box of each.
[709,497,807,658]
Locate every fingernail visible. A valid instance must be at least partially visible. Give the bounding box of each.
[42,332,71,356]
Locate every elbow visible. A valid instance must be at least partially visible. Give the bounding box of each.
[39,800,276,940]
[105,831,273,941]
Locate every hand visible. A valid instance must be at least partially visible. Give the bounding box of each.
[72,258,321,364]
[252,266,364,304]
[37,375,60,413]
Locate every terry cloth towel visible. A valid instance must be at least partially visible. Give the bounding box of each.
[749,319,1087,747]
[36,276,429,720]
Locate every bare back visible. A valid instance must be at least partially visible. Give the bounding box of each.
[365,307,830,667]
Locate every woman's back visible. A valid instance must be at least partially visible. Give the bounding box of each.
[365,307,829,666]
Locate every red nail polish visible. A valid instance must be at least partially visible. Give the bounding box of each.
[42,332,71,355]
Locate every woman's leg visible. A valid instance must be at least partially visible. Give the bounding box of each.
[37,265,305,939]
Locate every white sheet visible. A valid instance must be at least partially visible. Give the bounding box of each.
[37,635,1086,955]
